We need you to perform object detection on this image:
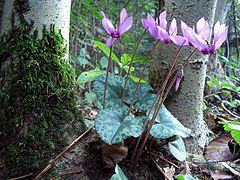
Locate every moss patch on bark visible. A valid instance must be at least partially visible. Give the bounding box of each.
[0,24,82,178]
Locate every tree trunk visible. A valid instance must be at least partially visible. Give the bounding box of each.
[150,0,217,156]
[0,0,80,178]
[0,0,4,31]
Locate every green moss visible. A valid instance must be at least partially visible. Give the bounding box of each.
[0,24,82,178]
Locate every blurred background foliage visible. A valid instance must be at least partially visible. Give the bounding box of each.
[70,0,158,76]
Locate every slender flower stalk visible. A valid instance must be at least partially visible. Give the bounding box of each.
[129,69,175,166]
[130,45,184,165]
[103,47,113,109]
[133,48,197,164]
[135,74,178,164]
[121,29,148,105]
[128,40,160,115]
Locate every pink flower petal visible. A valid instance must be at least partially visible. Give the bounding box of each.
[213,21,221,38]
[118,16,133,35]
[142,14,155,29]
[120,8,127,25]
[214,22,227,43]
[181,22,209,53]
[214,26,228,49]
[141,19,148,29]
[169,18,177,36]
[159,10,167,29]
[170,35,188,46]
[175,77,182,91]
[181,21,195,45]
[211,26,228,53]
[157,26,170,43]
[193,33,209,54]
[148,24,160,39]
[105,37,117,48]
[196,17,210,40]
[102,16,115,35]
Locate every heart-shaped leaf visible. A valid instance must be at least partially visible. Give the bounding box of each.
[94,74,126,109]
[135,93,157,111]
[123,79,153,106]
[150,105,191,139]
[168,136,187,161]
[110,164,128,180]
[94,74,153,110]
[95,109,143,145]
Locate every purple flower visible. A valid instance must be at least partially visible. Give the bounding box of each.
[141,11,188,46]
[181,18,228,55]
[175,65,184,91]
[141,11,167,40]
[101,8,133,48]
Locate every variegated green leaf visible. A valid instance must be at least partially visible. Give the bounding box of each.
[95,109,144,145]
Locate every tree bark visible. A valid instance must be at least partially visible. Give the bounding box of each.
[0,0,4,31]
[1,0,71,47]
[150,0,217,156]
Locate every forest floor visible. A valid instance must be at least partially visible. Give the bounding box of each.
[16,90,240,180]
[39,99,240,179]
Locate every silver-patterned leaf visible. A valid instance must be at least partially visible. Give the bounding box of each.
[150,105,191,139]
[95,109,144,145]
[168,136,187,161]
[110,164,128,180]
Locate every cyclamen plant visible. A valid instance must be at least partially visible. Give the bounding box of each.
[93,8,228,165]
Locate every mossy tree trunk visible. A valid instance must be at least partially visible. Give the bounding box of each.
[150,0,217,157]
[0,0,81,178]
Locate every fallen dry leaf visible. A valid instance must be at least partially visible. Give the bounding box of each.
[101,142,128,168]
[206,136,235,161]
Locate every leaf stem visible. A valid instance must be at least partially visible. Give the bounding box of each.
[121,29,148,106]
[128,40,160,115]
[103,47,113,109]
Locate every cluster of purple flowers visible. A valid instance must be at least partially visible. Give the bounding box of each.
[101,9,228,55]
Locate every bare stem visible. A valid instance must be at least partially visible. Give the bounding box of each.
[135,75,177,162]
[128,40,160,115]
[133,47,197,164]
[121,29,148,105]
[130,45,183,165]
[182,48,197,67]
[103,47,113,109]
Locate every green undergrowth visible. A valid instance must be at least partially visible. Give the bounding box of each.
[0,24,82,178]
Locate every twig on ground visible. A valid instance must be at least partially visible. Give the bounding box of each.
[34,126,93,180]
[148,152,179,169]
[50,170,82,180]
[234,158,240,163]
[9,173,33,180]
[220,162,240,177]
[151,157,171,180]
